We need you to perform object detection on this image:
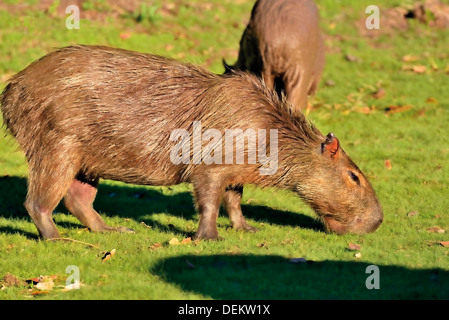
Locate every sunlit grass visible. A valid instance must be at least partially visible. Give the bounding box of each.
[0,0,448,299]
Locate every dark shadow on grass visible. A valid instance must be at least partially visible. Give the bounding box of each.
[150,254,449,300]
[0,175,322,239]
[0,226,39,240]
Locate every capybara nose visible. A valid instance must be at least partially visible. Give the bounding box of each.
[368,216,383,233]
[377,216,383,228]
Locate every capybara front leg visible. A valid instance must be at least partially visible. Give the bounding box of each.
[222,185,257,232]
[193,179,224,240]
[64,175,134,234]
[284,66,309,111]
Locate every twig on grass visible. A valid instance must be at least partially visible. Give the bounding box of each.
[46,237,99,248]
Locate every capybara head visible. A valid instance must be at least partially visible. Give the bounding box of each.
[294,133,383,234]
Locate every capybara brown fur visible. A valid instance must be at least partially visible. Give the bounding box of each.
[1,45,382,240]
[224,0,325,111]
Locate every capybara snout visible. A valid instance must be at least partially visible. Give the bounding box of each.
[295,132,383,235]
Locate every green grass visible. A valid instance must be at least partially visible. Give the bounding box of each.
[1,0,449,300]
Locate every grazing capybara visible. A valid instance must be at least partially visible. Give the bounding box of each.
[1,45,382,240]
[224,0,325,111]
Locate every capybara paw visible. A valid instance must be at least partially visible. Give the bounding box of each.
[114,226,136,234]
[194,229,220,241]
[234,223,258,233]
[38,227,61,240]
[41,231,61,240]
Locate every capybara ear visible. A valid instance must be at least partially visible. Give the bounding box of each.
[222,59,234,74]
[321,132,340,159]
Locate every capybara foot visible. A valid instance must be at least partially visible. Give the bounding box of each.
[113,226,136,233]
[194,228,220,240]
[40,229,61,240]
[234,222,259,233]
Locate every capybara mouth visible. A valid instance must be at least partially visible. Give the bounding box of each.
[323,216,348,234]
[323,215,383,235]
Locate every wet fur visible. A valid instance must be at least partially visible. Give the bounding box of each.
[1,45,381,239]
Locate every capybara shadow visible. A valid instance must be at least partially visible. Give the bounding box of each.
[150,254,449,299]
[0,175,28,218]
[0,175,320,238]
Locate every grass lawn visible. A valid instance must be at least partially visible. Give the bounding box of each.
[0,0,448,300]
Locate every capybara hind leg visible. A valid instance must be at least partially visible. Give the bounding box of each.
[63,175,134,234]
[223,185,257,232]
[25,164,77,239]
[24,200,60,239]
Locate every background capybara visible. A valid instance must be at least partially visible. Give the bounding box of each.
[1,45,382,240]
[224,0,325,111]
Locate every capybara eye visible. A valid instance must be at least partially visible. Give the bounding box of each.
[348,171,360,185]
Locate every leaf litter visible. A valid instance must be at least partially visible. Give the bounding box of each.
[0,273,85,297]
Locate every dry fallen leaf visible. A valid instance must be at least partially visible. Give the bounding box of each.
[402,54,420,62]
[181,237,192,245]
[426,97,438,104]
[427,227,445,234]
[402,64,427,73]
[407,210,419,217]
[169,238,180,245]
[149,243,162,250]
[325,79,336,87]
[355,252,362,259]
[356,106,373,114]
[385,105,412,115]
[34,276,55,291]
[102,249,116,262]
[412,65,427,73]
[345,54,360,62]
[257,241,267,248]
[440,241,449,247]
[372,88,385,99]
[29,277,40,284]
[119,32,131,40]
[348,243,361,251]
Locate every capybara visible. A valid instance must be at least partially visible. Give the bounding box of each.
[224,0,325,111]
[1,45,382,240]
